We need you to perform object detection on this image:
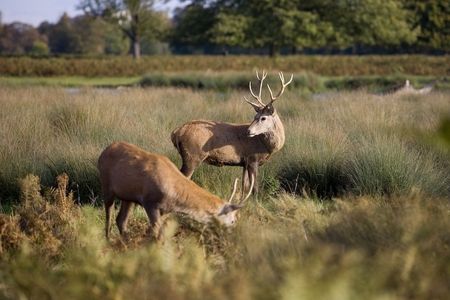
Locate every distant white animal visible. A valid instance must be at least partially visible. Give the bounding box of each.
[393,80,433,95]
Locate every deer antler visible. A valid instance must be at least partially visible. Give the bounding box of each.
[239,174,254,205]
[243,70,268,109]
[228,178,239,203]
[267,72,293,105]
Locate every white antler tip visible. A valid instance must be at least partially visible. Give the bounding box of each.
[228,178,240,203]
[241,174,255,204]
[286,74,294,85]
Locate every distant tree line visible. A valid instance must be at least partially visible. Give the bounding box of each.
[0,0,448,58]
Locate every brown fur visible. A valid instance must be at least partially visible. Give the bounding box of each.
[171,71,291,195]
[171,109,285,193]
[98,141,240,239]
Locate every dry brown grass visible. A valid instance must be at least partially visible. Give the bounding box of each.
[0,86,449,299]
[0,87,449,201]
[11,173,80,260]
[0,55,449,76]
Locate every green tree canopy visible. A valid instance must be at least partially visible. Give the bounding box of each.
[45,13,80,54]
[39,13,128,55]
[172,3,216,46]
[404,0,450,52]
[0,22,47,55]
[173,0,423,55]
[303,0,417,49]
[79,0,170,58]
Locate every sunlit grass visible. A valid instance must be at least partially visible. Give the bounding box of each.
[0,76,141,87]
[1,73,448,94]
[0,86,449,299]
[1,175,449,299]
[0,87,449,201]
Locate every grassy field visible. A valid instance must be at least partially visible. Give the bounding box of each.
[1,73,449,94]
[0,85,449,299]
[0,76,141,87]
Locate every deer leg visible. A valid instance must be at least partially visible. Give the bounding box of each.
[242,165,250,197]
[180,158,203,179]
[142,203,162,240]
[103,190,115,240]
[248,162,259,195]
[116,201,133,236]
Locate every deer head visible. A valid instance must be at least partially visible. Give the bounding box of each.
[216,176,254,226]
[244,70,293,137]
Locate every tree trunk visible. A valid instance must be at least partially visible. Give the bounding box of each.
[132,39,141,59]
[131,12,141,59]
[291,46,297,55]
[269,44,279,57]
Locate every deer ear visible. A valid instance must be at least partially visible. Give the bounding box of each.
[218,204,243,216]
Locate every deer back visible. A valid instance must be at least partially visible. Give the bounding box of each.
[98,142,243,224]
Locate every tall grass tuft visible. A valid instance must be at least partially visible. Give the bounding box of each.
[347,136,449,196]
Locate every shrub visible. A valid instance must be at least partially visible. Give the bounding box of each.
[0,55,449,76]
[1,176,449,299]
[15,173,80,260]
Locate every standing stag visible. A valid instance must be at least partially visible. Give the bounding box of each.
[98,142,253,240]
[171,71,293,194]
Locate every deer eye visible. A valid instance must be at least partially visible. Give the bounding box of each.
[261,117,267,121]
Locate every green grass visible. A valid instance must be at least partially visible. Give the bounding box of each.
[0,86,448,202]
[0,76,140,87]
[0,85,449,299]
[1,73,448,93]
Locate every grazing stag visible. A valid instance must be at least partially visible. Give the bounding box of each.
[171,70,293,194]
[98,141,253,239]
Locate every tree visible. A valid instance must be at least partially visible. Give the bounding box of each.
[0,22,47,54]
[172,3,216,46]
[239,0,317,55]
[45,13,81,54]
[174,0,420,55]
[173,0,334,56]
[30,41,50,56]
[302,0,417,50]
[242,0,336,55]
[208,12,247,48]
[40,14,129,55]
[403,0,450,52]
[78,0,170,58]
[103,21,129,55]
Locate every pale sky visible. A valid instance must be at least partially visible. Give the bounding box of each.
[0,0,181,26]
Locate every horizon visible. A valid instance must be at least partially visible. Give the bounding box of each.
[0,0,181,27]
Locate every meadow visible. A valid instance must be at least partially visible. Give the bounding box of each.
[0,84,449,299]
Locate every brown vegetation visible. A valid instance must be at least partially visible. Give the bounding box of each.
[0,55,449,76]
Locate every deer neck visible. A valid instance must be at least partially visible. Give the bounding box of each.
[173,181,223,222]
[260,113,285,153]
